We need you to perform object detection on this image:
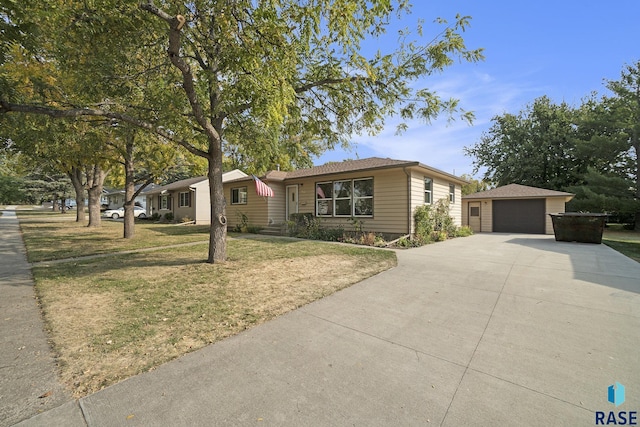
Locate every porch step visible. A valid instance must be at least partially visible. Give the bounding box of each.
[257,224,286,236]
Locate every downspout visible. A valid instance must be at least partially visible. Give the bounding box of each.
[403,167,412,236]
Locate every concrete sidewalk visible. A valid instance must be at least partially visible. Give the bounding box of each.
[11,228,640,425]
[0,208,71,426]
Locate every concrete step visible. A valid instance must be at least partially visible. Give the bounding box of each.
[257,224,286,236]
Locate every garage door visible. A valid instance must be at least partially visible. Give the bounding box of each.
[492,199,545,234]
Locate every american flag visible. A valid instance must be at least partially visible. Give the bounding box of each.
[252,175,274,198]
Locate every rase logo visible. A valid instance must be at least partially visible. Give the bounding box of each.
[596,382,637,425]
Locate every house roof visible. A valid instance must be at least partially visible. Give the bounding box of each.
[104,183,161,196]
[144,169,248,195]
[146,176,207,195]
[225,157,466,184]
[462,184,575,200]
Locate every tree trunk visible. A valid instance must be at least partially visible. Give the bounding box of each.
[69,167,86,222]
[86,165,108,228]
[207,143,227,264]
[123,137,136,239]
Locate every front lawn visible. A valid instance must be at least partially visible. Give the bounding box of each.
[21,212,396,397]
[17,210,211,262]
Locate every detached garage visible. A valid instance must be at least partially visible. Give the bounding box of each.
[462,184,574,234]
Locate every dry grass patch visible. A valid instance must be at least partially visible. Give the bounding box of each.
[33,238,396,397]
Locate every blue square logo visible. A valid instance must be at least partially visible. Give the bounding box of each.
[608,382,626,407]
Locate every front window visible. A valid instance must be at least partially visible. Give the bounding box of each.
[333,180,352,216]
[316,182,333,216]
[424,178,433,204]
[316,178,373,217]
[179,191,190,207]
[160,195,170,210]
[353,178,373,216]
[449,184,456,203]
[231,187,247,205]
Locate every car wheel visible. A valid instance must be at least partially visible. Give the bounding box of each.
[138,213,146,219]
[112,213,120,219]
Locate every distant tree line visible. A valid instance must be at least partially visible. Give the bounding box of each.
[465,60,640,228]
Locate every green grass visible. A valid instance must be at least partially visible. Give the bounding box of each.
[603,224,640,263]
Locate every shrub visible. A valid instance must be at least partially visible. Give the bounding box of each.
[246,225,263,234]
[150,213,161,221]
[432,231,448,242]
[455,225,474,237]
[414,205,434,242]
[180,216,193,223]
[163,212,174,222]
[396,236,421,248]
[414,199,458,242]
[233,212,249,232]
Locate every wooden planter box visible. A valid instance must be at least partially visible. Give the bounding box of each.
[549,213,607,244]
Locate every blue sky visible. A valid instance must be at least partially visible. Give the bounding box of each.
[313,0,640,177]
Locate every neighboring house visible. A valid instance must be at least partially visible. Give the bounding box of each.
[462,184,575,234]
[145,170,248,222]
[224,157,466,236]
[104,184,160,210]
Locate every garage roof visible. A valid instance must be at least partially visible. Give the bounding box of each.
[463,184,574,200]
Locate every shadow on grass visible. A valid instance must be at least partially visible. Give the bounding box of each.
[33,249,210,280]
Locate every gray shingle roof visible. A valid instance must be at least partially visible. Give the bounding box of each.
[462,184,575,199]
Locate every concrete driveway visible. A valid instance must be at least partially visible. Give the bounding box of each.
[19,233,640,426]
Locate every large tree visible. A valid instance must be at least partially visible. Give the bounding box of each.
[1,1,483,263]
[465,96,584,190]
[606,60,640,229]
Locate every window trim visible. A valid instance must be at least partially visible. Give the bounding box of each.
[315,177,374,218]
[424,177,433,205]
[178,191,191,208]
[231,186,247,205]
[160,194,171,210]
[449,184,456,204]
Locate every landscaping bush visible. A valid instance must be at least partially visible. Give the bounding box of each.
[150,212,161,221]
[233,212,249,232]
[246,225,263,234]
[163,212,174,222]
[455,225,474,237]
[412,199,464,245]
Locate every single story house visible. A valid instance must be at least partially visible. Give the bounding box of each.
[144,169,247,222]
[223,157,466,236]
[104,184,160,210]
[462,184,575,234]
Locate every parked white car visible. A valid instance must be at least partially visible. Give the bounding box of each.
[103,206,147,219]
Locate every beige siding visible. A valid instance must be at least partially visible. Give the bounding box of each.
[267,182,286,224]
[409,171,463,232]
[462,199,492,232]
[288,169,410,234]
[545,197,567,234]
[224,180,268,228]
[192,181,211,224]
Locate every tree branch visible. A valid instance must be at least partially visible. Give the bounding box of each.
[0,101,208,158]
[140,1,221,152]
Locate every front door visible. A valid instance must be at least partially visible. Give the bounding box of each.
[286,185,298,220]
[468,202,481,232]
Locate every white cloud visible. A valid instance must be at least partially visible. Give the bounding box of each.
[316,70,547,176]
